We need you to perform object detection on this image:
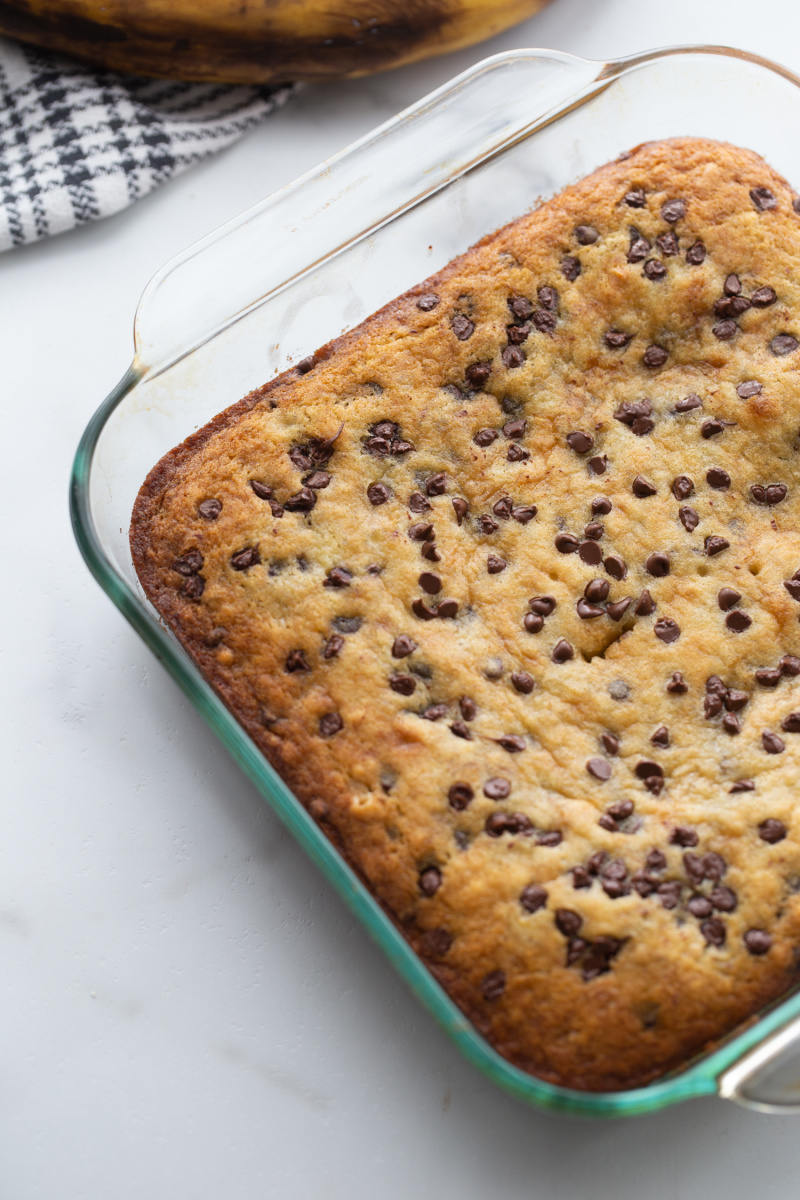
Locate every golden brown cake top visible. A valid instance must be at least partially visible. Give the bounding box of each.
[132,138,800,1091]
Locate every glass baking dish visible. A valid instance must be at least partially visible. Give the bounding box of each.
[71,43,800,1117]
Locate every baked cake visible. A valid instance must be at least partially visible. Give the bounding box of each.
[131,138,800,1092]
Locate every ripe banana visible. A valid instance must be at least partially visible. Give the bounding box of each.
[0,0,553,84]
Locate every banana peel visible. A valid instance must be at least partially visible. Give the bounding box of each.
[0,0,553,84]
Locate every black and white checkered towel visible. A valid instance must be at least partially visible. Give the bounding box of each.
[0,37,294,252]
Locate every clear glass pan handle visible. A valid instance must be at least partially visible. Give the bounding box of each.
[719,1012,800,1111]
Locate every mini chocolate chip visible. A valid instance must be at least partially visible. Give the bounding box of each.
[503,418,527,440]
[324,566,352,588]
[577,598,604,620]
[627,234,651,263]
[751,286,777,307]
[667,672,688,694]
[493,497,513,521]
[523,613,544,634]
[367,482,392,506]
[766,484,788,505]
[723,273,742,296]
[423,704,448,721]
[319,712,343,737]
[555,532,580,554]
[646,553,670,578]
[230,546,260,571]
[495,734,525,753]
[250,480,273,500]
[332,616,361,634]
[561,256,581,281]
[771,334,799,356]
[322,635,344,659]
[508,296,533,320]
[413,599,437,620]
[408,523,434,543]
[448,783,474,811]
[481,969,506,1001]
[755,667,782,687]
[556,909,583,937]
[507,445,530,463]
[688,896,714,918]
[487,555,507,575]
[674,394,702,412]
[452,314,474,340]
[784,579,800,601]
[567,431,594,454]
[417,293,439,311]
[750,485,768,505]
[686,241,706,265]
[650,725,669,748]
[726,611,752,632]
[710,885,737,913]
[763,731,785,754]
[624,188,646,207]
[511,672,534,694]
[608,801,634,822]
[484,777,511,800]
[425,473,447,497]
[419,572,442,595]
[585,578,610,602]
[707,676,727,697]
[173,549,204,576]
[502,346,525,369]
[759,818,787,842]
[607,597,632,621]
[750,186,777,211]
[723,713,741,734]
[714,296,751,319]
[587,757,612,780]
[679,505,699,529]
[466,362,491,388]
[725,690,749,711]
[422,928,453,957]
[671,826,699,847]
[284,487,317,512]
[478,515,499,535]
[604,329,632,349]
[737,381,763,400]
[181,575,204,600]
[520,884,548,913]
[390,674,416,696]
[485,812,532,837]
[473,428,498,447]
[198,498,222,520]
[644,259,667,281]
[418,866,442,897]
[704,694,723,719]
[712,320,737,342]
[576,224,599,244]
[701,918,726,947]
[506,320,533,346]
[781,655,800,676]
[730,780,755,793]
[702,418,730,438]
[529,596,556,616]
[537,286,558,311]
[532,309,556,335]
[672,475,694,500]
[537,830,563,848]
[744,929,773,956]
[661,198,686,223]
[409,492,432,514]
[592,497,613,515]
[718,587,741,611]
[459,697,477,722]
[450,722,472,740]
[512,505,537,524]
[632,475,657,498]
[452,497,469,524]
[656,232,679,256]
[579,541,603,566]
[654,618,680,643]
[588,456,608,475]
[707,467,731,490]
[551,639,574,664]
[604,555,627,580]
[705,536,729,556]
[285,649,311,673]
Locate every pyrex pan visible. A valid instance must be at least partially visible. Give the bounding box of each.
[71,44,800,1116]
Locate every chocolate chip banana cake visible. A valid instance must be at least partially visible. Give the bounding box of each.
[131,138,800,1092]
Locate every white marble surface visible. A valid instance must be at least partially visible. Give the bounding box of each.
[5,0,800,1195]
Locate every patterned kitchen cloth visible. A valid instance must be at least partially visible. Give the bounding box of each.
[0,36,294,252]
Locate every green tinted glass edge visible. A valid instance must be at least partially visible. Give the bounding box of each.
[70,369,800,1118]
